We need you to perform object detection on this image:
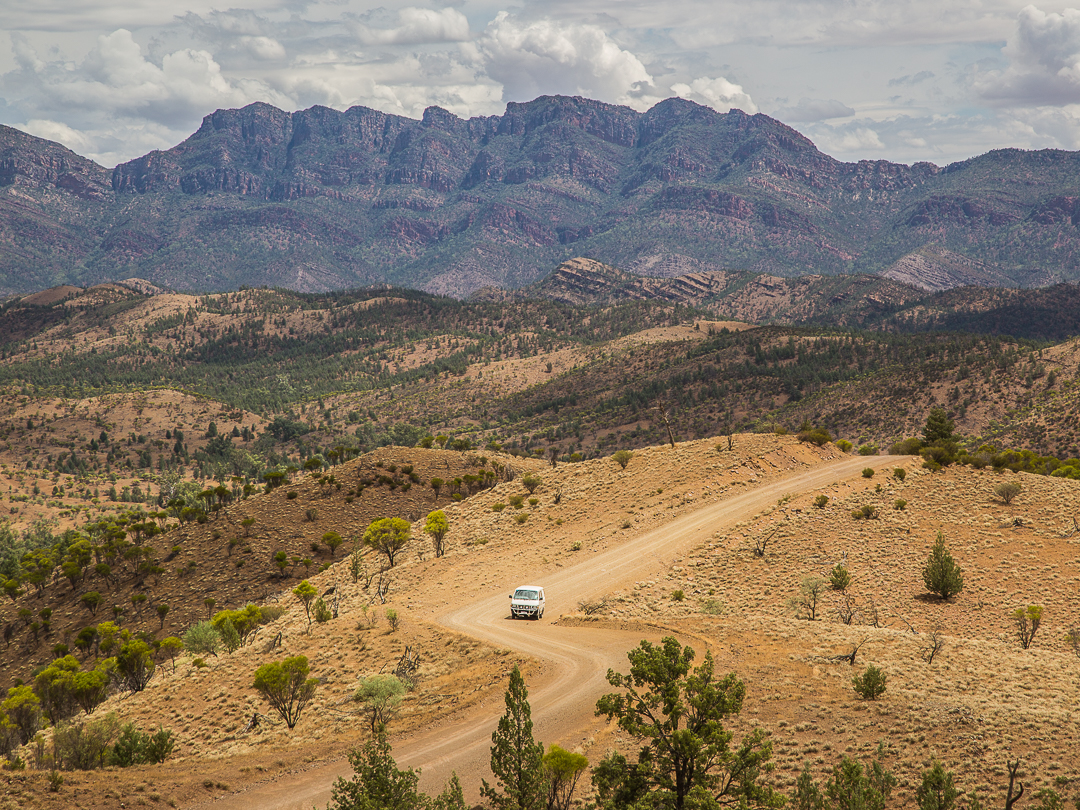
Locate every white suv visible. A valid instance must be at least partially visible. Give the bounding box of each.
[509,585,545,619]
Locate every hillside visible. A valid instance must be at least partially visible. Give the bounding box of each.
[0,445,539,690]
[1,435,1078,810]
[7,95,1080,295]
[1,282,1079,477]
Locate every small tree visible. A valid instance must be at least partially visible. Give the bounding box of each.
[158,637,184,672]
[595,637,779,810]
[791,575,826,620]
[424,510,449,558]
[830,564,852,591]
[790,763,825,810]
[114,640,156,693]
[353,674,406,734]
[611,450,633,469]
[182,621,220,657]
[252,655,318,729]
[521,474,542,493]
[852,664,887,700]
[923,407,955,444]
[922,532,963,600]
[349,540,366,584]
[81,591,102,616]
[327,733,427,810]
[293,580,318,630]
[544,745,588,810]
[826,755,896,810]
[995,481,1022,505]
[156,603,169,630]
[917,760,960,810]
[322,531,344,558]
[1013,605,1043,649]
[363,517,411,568]
[481,665,547,810]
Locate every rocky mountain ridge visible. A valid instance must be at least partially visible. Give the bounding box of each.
[3,95,1080,295]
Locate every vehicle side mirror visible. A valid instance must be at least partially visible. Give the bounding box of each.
[508,595,512,598]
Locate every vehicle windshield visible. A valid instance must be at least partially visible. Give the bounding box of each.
[514,589,539,600]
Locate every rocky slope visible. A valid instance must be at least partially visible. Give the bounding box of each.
[4,95,1080,295]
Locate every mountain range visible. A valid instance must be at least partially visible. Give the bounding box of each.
[5,94,1080,296]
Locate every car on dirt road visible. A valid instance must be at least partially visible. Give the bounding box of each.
[509,585,545,619]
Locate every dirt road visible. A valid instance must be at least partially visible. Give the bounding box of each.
[207,454,898,809]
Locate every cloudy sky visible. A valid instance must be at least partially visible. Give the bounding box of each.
[4,1,1080,168]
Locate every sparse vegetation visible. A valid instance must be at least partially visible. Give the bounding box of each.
[611,450,634,469]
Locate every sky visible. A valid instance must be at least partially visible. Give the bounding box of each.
[3,1,1080,168]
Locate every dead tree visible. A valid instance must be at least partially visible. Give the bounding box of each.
[921,624,946,665]
[1005,759,1024,810]
[828,637,868,666]
[655,395,676,448]
[753,525,780,558]
[374,574,391,604]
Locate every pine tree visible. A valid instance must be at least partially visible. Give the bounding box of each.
[922,532,964,600]
[481,665,547,810]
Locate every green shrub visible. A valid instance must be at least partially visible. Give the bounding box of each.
[508,494,525,509]
[111,724,175,766]
[385,608,400,632]
[611,449,634,469]
[893,467,907,481]
[671,590,685,602]
[514,513,528,525]
[286,491,298,500]
[894,499,907,511]
[797,428,833,446]
[491,502,506,512]
[922,532,963,600]
[851,505,877,520]
[521,474,542,493]
[995,481,1022,504]
[814,495,829,508]
[891,438,924,455]
[852,665,887,700]
[830,564,852,591]
[858,444,878,456]
[861,467,874,478]
[313,598,332,624]
[835,440,853,452]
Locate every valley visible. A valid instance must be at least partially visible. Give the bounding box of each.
[0,275,1078,809]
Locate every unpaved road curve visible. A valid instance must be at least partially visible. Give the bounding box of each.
[206,455,899,810]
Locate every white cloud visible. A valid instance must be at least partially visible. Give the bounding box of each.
[774,97,853,122]
[476,12,652,105]
[354,7,470,45]
[976,5,1080,106]
[14,29,292,124]
[670,77,757,114]
[240,35,286,61]
[806,124,886,157]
